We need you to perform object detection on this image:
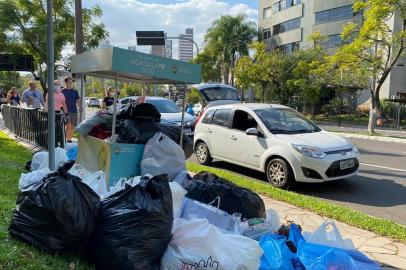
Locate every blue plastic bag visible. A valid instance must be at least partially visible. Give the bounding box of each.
[259,224,306,270]
[65,142,78,161]
[298,241,380,270]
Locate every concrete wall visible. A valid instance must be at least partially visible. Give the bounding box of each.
[313,0,354,12]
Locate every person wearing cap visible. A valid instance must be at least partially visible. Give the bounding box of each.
[62,77,81,142]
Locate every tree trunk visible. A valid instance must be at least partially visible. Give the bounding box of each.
[261,82,266,103]
[222,65,229,85]
[368,89,376,134]
[368,104,376,135]
[338,99,342,127]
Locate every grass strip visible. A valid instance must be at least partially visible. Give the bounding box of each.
[0,131,92,270]
[187,162,406,243]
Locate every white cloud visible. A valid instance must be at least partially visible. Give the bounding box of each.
[83,0,258,58]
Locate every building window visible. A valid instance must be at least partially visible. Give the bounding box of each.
[276,42,300,54]
[263,28,271,39]
[273,18,301,35]
[322,34,342,48]
[263,7,272,19]
[315,5,361,24]
[272,0,301,14]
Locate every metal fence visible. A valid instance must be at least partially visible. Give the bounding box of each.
[1,105,65,149]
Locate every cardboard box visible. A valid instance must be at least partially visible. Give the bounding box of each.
[77,135,144,186]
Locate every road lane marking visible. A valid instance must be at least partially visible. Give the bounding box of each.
[360,163,406,172]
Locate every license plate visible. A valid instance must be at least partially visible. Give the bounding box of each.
[183,128,192,133]
[340,159,355,170]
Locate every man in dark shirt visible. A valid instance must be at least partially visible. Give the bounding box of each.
[62,77,81,142]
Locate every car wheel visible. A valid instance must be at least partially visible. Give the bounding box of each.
[266,158,294,189]
[195,142,212,165]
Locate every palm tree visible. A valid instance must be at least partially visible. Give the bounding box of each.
[205,14,258,86]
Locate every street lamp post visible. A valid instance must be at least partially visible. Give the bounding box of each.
[47,0,55,170]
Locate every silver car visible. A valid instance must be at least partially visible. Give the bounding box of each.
[119,96,196,136]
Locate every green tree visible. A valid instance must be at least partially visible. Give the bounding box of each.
[205,14,257,85]
[192,49,221,83]
[0,71,20,92]
[235,41,273,102]
[286,47,328,115]
[0,0,108,93]
[122,83,142,97]
[187,87,202,104]
[335,0,406,134]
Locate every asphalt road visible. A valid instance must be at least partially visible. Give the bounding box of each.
[188,138,406,225]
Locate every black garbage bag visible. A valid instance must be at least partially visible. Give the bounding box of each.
[185,172,266,220]
[158,122,194,159]
[116,119,161,144]
[9,166,100,253]
[91,174,173,270]
[119,102,161,122]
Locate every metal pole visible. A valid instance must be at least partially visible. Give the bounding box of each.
[111,72,118,142]
[179,84,186,148]
[47,0,55,170]
[75,0,85,122]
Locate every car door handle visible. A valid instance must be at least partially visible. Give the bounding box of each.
[229,135,237,141]
[206,129,213,134]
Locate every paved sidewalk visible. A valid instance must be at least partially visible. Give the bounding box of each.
[317,122,406,139]
[262,196,406,269]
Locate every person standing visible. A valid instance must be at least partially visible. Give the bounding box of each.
[21,81,45,109]
[7,87,21,106]
[62,77,81,142]
[45,80,68,114]
[102,87,116,109]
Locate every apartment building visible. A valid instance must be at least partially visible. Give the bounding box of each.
[258,0,406,100]
[179,28,194,61]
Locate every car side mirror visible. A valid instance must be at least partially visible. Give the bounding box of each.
[245,128,259,136]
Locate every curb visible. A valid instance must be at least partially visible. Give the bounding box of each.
[332,132,406,144]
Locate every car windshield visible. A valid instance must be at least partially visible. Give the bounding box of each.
[146,99,180,113]
[255,108,321,134]
[200,87,240,102]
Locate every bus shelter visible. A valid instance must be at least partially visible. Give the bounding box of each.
[71,47,201,186]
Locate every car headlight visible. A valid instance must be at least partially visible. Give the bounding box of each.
[185,121,195,127]
[292,144,327,159]
[343,138,359,153]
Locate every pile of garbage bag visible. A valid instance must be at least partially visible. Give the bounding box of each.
[10,101,380,270]
[10,164,100,253]
[90,174,173,270]
[75,103,193,158]
[185,171,266,219]
[259,222,379,270]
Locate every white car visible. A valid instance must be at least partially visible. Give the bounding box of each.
[88,97,101,108]
[119,96,196,136]
[192,103,203,115]
[194,103,359,189]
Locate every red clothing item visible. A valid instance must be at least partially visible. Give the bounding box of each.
[89,124,110,140]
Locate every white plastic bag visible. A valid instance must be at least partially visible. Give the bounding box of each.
[160,218,263,270]
[181,198,235,232]
[68,164,109,199]
[19,168,51,189]
[31,148,68,171]
[266,209,281,233]
[169,182,187,219]
[303,220,355,250]
[141,132,186,182]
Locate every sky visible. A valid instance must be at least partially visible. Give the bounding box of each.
[82,0,259,58]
